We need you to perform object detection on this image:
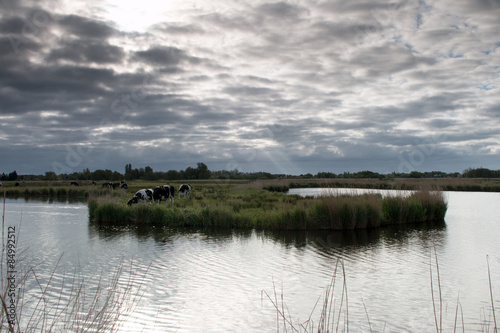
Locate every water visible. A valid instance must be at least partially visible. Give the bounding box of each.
[2,190,500,332]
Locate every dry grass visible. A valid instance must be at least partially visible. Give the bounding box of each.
[266,254,498,333]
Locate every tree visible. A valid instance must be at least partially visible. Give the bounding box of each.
[196,162,211,179]
[8,171,18,181]
[44,171,58,181]
[125,164,132,176]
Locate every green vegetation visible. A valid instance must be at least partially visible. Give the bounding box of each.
[2,185,117,200]
[88,183,447,230]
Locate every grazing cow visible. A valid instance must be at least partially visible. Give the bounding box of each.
[101,182,112,189]
[0,182,3,187]
[112,182,120,189]
[179,184,192,199]
[153,185,175,206]
[127,189,153,206]
[92,181,97,186]
[121,182,128,190]
[70,181,79,186]
[15,182,19,187]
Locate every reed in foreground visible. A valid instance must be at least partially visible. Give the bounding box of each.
[0,195,147,332]
[265,255,498,333]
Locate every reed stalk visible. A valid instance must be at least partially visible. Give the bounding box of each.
[487,256,498,333]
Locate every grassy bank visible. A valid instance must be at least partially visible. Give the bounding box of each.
[89,185,447,230]
[257,177,500,192]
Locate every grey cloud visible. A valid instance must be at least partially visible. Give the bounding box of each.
[132,46,190,66]
[1,0,499,175]
[151,22,205,35]
[47,38,126,64]
[348,42,436,77]
[57,14,117,39]
[255,2,310,20]
[224,85,278,97]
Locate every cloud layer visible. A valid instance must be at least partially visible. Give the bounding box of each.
[1,0,499,175]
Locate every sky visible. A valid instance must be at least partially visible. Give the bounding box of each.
[0,0,499,176]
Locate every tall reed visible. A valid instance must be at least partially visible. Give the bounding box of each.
[266,254,497,333]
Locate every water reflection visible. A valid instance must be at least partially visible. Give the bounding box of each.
[8,196,87,204]
[9,193,500,332]
[89,219,447,256]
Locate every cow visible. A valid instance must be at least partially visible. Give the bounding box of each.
[0,182,3,187]
[121,182,128,190]
[15,182,19,187]
[153,185,175,207]
[101,182,112,189]
[112,182,121,189]
[70,181,79,186]
[179,184,192,199]
[127,189,153,206]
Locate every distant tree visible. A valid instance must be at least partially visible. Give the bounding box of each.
[44,171,58,181]
[463,167,500,178]
[408,171,423,178]
[8,171,18,181]
[144,166,155,180]
[196,162,211,179]
[184,166,196,179]
[125,164,133,179]
[92,169,114,180]
[166,170,180,180]
[316,172,336,178]
[111,171,123,181]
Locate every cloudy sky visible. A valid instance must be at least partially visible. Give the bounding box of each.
[0,0,499,176]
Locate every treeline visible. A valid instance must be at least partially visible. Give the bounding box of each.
[462,168,500,178]
[1,166,498,182]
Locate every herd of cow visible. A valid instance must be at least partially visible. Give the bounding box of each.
[69,180,192,207]
[127,184,192,207]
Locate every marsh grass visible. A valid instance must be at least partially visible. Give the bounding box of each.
[264,259,351,333]
[0,193,147,332]
[4,186,115,200]
[89,186,448,230]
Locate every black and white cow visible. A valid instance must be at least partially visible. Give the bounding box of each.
[102,182,112,189]
[179,184,192,199]
[153,185,175,206]
[70,181,79,186]
[121,182,128,190]
[127,189,153,206]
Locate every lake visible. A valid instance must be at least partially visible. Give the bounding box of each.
[2,190,499,332]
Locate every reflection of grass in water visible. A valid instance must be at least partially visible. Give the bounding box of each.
[265,254,498,333]
[0,195,147,332]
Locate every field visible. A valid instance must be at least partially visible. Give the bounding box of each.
[1,178,452,230]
